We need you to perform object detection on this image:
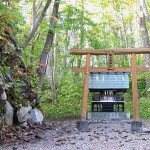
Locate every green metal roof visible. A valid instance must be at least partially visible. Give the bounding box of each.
[89,72,130,90]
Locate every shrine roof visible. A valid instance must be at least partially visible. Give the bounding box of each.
[89,72,130,90]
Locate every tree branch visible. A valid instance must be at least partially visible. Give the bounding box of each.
[8,35,20,49]
[21,0,52,49]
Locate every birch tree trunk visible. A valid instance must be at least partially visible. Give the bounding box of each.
[53,33,57,94]
[46,33,57,102]
[32,1,36,30]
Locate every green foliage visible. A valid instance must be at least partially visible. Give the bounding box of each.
[139,97,150,118]
[125,75,147,99]
[11,78,28,107]
[0,2,25,33]
[138,79,147,97]
[125,97,150,118]
[58,4,95,49]
[40,73,83,117]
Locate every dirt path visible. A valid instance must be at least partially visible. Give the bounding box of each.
[1,119,150,150]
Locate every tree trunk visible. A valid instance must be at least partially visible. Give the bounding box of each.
[139,0,150,67]
[30,1,37,62]
[32,1,36,30]
[46,33,57,102]
[140,0,150,22]
[139,4,150,88]
[52,33,57,101]
[38,0,59,89]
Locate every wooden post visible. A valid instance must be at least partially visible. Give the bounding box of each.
[81,54,90,121]
[131,53,139,121]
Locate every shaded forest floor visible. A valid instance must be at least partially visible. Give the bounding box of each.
[1,118,150,150]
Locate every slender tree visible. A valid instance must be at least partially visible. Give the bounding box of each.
[139,0,150,87]
[38,0,60,91]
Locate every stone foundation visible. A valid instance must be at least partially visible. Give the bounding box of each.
[77,120,88,131]
[131,121,142,132]
[87,112,130,121]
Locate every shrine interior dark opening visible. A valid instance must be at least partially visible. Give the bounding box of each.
[89,72,130,112]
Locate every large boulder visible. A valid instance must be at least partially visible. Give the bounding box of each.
[4,101,13,126]
[28,108,44,125]
[1,88,7,101]
[0,73,7,128]
[17,106,32,123]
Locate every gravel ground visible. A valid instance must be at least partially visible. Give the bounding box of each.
[1,119,150,150]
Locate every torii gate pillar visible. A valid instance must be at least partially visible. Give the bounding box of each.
[131,53,143,131]
[131,53,139,120]
[77,54,90,131]
[81,54,90,121]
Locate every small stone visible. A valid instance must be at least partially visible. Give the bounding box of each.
[55,142,61,146]
[70,141,75,145]
[12,145,18,150]
[56,137,65,142]
[24,138,30,142]
[120,144,124,147]
[88,134,92,136]
[22,145,28,149]
[65,128,72,133]
[93,135,99,139]
[35,134,42,139]
[20,122,28,129]
[89,137,94,141]
[15,126,21,131]
[78,136,84,140]
[86,128,91,132]
[95,132,100,135]
[109,136,114,139]
[72,136,77,139]
[118,131,122,134]
[76,146,80,149]
[121,135,128,138]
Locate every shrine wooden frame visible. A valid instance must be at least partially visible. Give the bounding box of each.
[70,48,150,121]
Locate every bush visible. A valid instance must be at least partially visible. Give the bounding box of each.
[125,97,150,118]
[40,74,83,117]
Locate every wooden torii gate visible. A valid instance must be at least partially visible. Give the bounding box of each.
[70,48,150,122]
